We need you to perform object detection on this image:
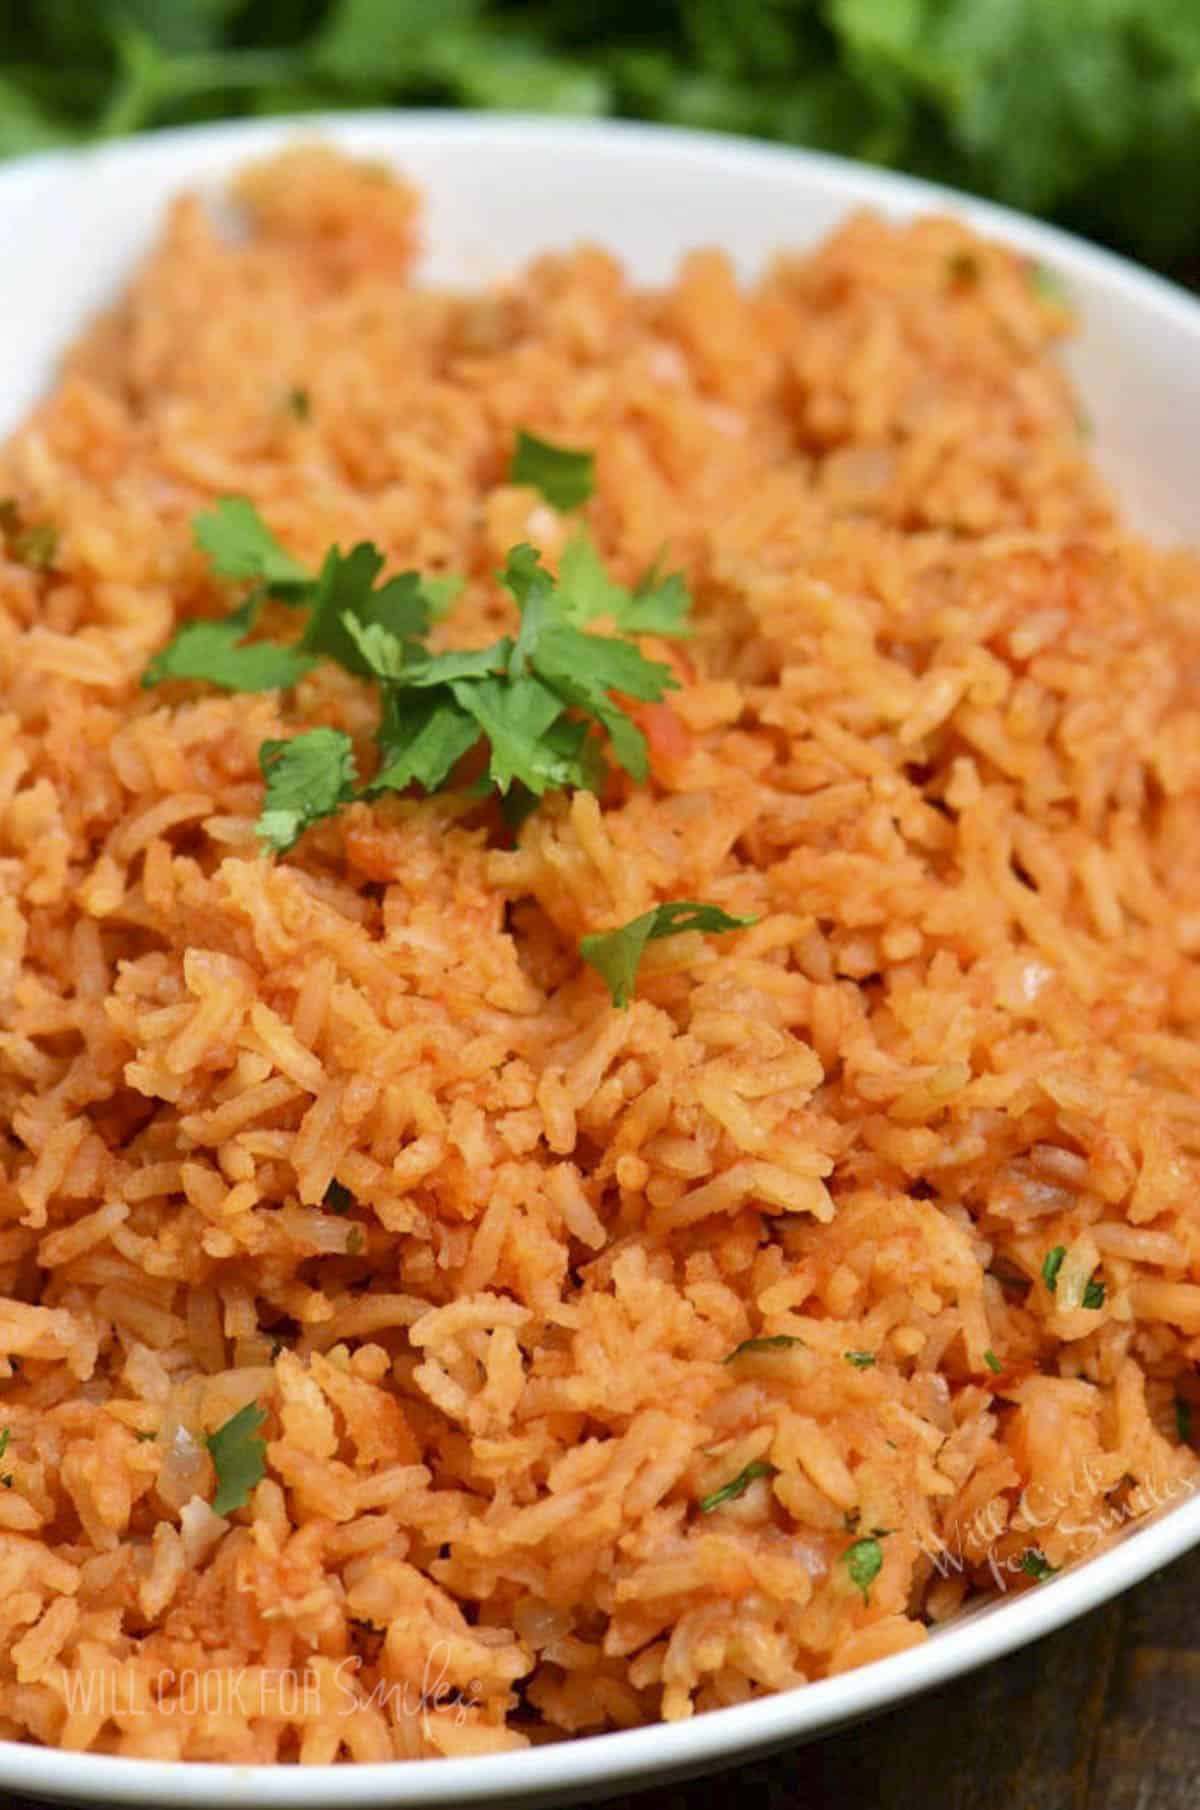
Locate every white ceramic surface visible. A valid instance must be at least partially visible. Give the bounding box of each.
[1,112,1199,1808]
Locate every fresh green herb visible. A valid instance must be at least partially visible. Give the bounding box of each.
[698,1459,776,1514]
[13,521,58,570]
[0,1428,8,1460]
[725,1335,805,1363]
[510,429,595,511]
[257,729,358,854]
[580,901,756,1009]
[142,599,317,693]
[1082,1278,1106,1310]
[193,496,310,593]
[556,534,693,639]
[1177,1397,1193,1446]
[1042,1246,1066,1292]
[345,1225,365,1255]
[285,386,310,421]
[844,1350,876,1369]
[984,1349,1003,1375]
[843,1534,885,1602]
[206,1401,268,1516]
[1019,1547,1059,1582]
[324,1180,354,1215]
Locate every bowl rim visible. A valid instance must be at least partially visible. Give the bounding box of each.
[2,107,1200,1807]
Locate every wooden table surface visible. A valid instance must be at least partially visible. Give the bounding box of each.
[9,1546,1198,1810]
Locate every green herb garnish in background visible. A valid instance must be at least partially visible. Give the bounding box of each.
[0,1425,9,1487]
[698,1459,777,1514]
[843,1534,886,1602]
[510,429,595,511]
[580,901,756,1008]
[1082,1278,1106,1310]
[726,1335,805,1363]
[844,1351,876,1369]
[1019,1547,1059,1582]
[4,6,1199,282]
[206,1400,268,1516]
[984,1349,1003,1375]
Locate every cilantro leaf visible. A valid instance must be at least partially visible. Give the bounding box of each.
[698,1459,776,1513]
[450,672,580,795]
[1082,1278,1106,1310]
[0,1428,8,1460]
[844,1350,876,1368]
[725,1335,805,1362]
[300,545,433,677]
[370,687,482,795]
[1019,1547,1059,1582]
[558,535,693,638]
[206,1400,267,1516]
[142,600,316,693]
[843,1534,885,1601]
[193,497,310,593]
[1042,1246,1066,1292]
[580,900,757,1007]
[510,429,595,511]
[258,729,358,854]
[984,1349,1003,1374]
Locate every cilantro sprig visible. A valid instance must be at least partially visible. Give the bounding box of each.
[580,901,756,1008]
[142,439,693,855]
[206,1400,268,1516]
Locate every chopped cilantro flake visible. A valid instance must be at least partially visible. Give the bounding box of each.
[206,1400,267,1516]
[1082,1278,1106,1310]
[580,901,757,1008]
[844,1351,876,1369]
[844,1534,886,1601]
[1042,1246,1066,1292]
[1019,1547,1059,1582]
[726,1335,804,1363]
[698,1459,776,1513]
[984,1349,1003,1375]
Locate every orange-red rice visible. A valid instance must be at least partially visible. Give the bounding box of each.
[0,144,1198,1760]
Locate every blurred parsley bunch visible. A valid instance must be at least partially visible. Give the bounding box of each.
[2,0,1200,272]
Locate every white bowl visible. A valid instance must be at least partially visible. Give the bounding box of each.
[2,112,1199,1809]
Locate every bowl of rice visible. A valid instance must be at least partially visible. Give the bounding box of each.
[2,112,1200,1809]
